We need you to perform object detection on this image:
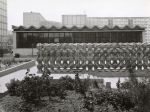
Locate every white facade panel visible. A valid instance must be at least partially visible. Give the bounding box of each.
[23,12,46,27]
[62,15,86,27]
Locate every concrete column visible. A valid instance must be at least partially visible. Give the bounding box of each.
[13,32,16,53]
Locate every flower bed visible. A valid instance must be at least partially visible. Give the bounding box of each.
[0,57,30,71]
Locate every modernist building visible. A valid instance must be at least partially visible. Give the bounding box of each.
[12,15,149,56]
[62,15,150,43]
[12,25,144,55]
[0,0,7,42]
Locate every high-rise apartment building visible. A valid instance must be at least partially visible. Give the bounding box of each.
[23,12,46,27]
[23,12,62,28]
[39,21,62,27]
[0,0,7,42]
[62,15,87,27]
[62,15,150,43]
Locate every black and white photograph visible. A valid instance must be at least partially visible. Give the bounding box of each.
[0,0,150,112]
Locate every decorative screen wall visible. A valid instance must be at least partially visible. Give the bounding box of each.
[37,43,150,75]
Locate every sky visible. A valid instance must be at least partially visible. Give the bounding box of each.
[8,0,150,30]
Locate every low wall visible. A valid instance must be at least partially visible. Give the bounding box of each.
[0,60,36,77]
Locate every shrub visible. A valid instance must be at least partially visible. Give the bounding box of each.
[92,80,99,89]
[48,80,66,99]
[120,81,132,89]
[19,75,44,104]
[79,78,90,95]
[6,79,21,96]
[123,66,150,112]
[127,80,150,112]
[95,103,135,112]
[6,74,67,104]
[95,89,134,111]
[0,48,4,57]
[14,53,20,58]
[59,76,75,90]
[95,103,116,112]
[19,102,33,112]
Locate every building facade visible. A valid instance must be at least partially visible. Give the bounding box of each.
[62,15,150,43]
[62,15,87,27]
[39,21,62,27]
[23,12,46,27]
[0,0,7,42]
[23,12,62,28]
[12,15,149,56]
[12,25,144,55]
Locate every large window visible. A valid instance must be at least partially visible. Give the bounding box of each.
[16,31,143,48]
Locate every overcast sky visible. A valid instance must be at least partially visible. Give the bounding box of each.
[8,0,150,30]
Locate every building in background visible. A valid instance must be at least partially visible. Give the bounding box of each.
[23,12,62,27]
[62,15,150,43]
[62,15,87,27]
[0,0,7,43]
[23,12,46,27]
[7,30,13,49]
[39,21,62,27]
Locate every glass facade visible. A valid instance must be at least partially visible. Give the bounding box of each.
[16,31,142,48]
[0,0,7,42]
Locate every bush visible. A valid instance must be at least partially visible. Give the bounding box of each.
[120,81,132,89]
[14,53,20,58]
[0,48,4,57]
[122,67,150,112]
[49,80,66,99]
[19,75,45,104]
[92,80,99,89]
[19,102,33,112]
[6,74,67,104]
[95,103,117,112]
[59,76,75,90]
[6,79,21,96]
[79,78,90,95]
[95,103,135,112]
[95,89,135,111]
[127,80,150,112]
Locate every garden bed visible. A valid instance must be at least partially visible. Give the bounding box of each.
[0,57,31,72]
[0,60,35,77]
[1,71,150,112]
[0,91,85,112]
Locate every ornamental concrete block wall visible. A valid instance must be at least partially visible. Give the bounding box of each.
[36,43,150,77]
